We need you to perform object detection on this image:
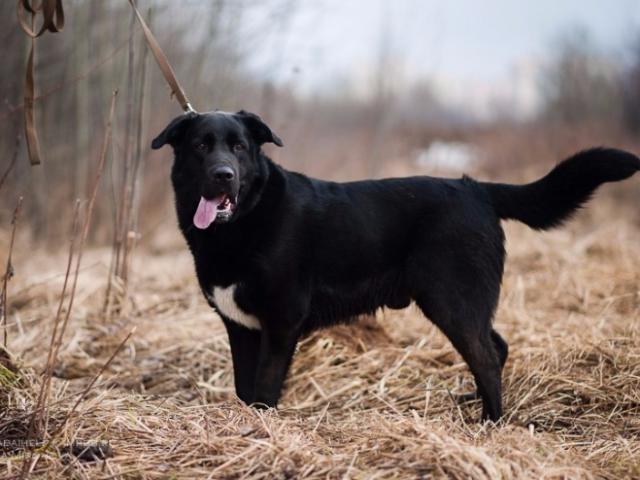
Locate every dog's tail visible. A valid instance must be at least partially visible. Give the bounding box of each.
[482,148,640,230]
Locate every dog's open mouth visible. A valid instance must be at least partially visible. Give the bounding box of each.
[193,194,236,229]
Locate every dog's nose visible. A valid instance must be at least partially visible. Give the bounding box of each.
[212,166,235,183]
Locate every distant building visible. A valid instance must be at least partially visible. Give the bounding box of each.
[415,141,478,172]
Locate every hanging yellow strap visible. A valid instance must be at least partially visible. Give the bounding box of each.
[127,0,195,113]
[17,0,65,166]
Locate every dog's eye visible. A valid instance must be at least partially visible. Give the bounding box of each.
[195,142,208,152]
[233,143,246,153]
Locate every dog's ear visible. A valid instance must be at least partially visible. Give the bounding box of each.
[236,110,283,147]
[151,112,198,150]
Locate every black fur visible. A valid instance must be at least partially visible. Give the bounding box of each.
[485,148,640,229]
[152,110,640,421]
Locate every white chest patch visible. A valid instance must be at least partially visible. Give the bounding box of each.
[208,284,261,330]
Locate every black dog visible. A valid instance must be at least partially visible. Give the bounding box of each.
[152,110,639,421]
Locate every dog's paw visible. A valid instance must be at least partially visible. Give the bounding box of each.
[455,391,480,404]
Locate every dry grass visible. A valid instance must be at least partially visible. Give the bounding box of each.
[1,196,639,479]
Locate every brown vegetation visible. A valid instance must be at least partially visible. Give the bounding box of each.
[1,182,639,478]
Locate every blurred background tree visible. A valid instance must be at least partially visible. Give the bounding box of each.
[540,27,623,126]
[1,0,638,246]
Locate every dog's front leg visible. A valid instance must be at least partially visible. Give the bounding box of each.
[251,323,302,408]
[222,317,262,405]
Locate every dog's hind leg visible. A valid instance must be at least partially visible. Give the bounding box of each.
[491,328,509,368]
[411,243,505,421]
[455,329,502,421]
[454,328,508,405]
[222,317,262,405]
[417,296,503,421]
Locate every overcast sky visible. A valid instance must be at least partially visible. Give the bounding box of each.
[242,0,640,114]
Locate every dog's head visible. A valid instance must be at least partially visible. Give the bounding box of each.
[151,110,283,229]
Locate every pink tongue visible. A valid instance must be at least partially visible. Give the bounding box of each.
[193,195,225,229]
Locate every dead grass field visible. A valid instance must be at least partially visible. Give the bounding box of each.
[1,194,639,479]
